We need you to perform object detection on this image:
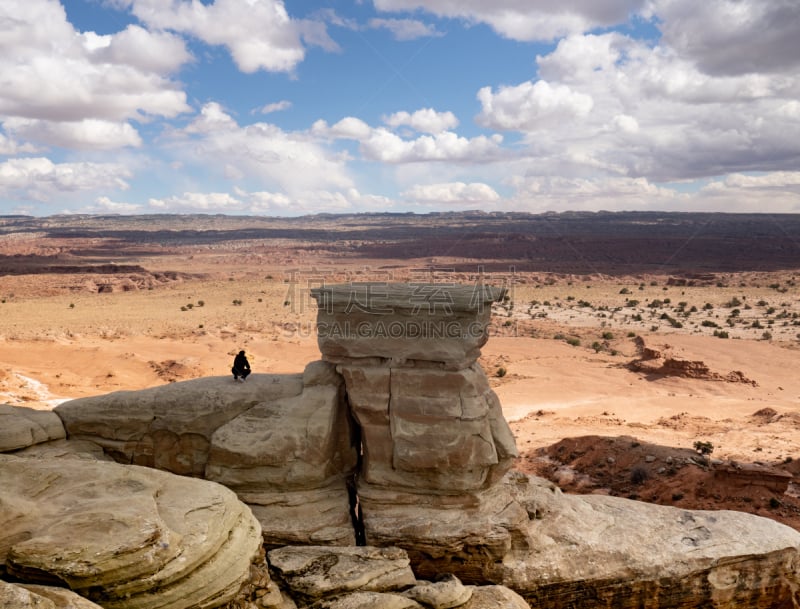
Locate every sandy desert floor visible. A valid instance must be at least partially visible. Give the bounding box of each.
[2,262,799,530]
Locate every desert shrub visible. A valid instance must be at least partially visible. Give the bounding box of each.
[197,300,205,307]
[566,337,581,347]
[232,299,243,306]
[496,367,507,378]
[626,299,640,307]
[701,320,719,328]
[693,440,714,456]
[703,303,713,310]
[69,303,75,309]
[186,303,193,309]
[725,297,742,307]
[769,497,781,509]
[762,331,773,341]
[619,287,631,294]
[180,306,187,312]
[591,341,603,353]
[627,331,637,338]
[648,299,664,308]
[602,331,614,340]
[714,330,729,338]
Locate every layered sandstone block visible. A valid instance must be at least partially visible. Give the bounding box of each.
[54,362,359,546]
[0,454,262,609]
[312,282,505,369]
[310,283,517,494]
[206,361,358,546]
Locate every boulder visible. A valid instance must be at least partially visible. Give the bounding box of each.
[0,404,65,452]
[55,373,304,475]
[0,581,105,609]
[403,574,472,608]
[0,454,263,609]
[309,592,423,609]
[456,586,529,609]
[310,283,506,369]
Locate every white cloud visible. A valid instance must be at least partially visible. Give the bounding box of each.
[402,181,500,204]
[373,0,648,41]
[173,104,354,194]
[361,129,503,163]
[0,157,131,202]
[3,118,142,150]
[368,18,442,40]
[145,187,389,214]
[120,0,328,73]
[87,24,192,75]
[256,100,293,115]
[383,108,459,134]
[477,80,594,131]
[82,196,144,214]
[0,0,190,150]
[313,115,503,163]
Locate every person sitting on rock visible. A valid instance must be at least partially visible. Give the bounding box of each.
[232,350,251,382]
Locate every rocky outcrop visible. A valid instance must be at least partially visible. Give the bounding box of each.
[0,404,65,452]
[206,361,358,546]
[628,337,757,385]
[9,282,798,608]
[0,454,263,609]
[265,545,528,609]
[55,372,305,475]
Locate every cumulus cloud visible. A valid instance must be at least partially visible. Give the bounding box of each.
[368,18,442,40]
[3,118,142,150]
[474,29,800,183]
[118,0,333,73]
[0,157,131,201]
[383,108,459,133]
[313,115,503,163]
[402,181,500,204]
[477,80,594,131]
[372,0,648,41]
[172,103,354,194]
[650,0,800,76]
[0,0,190,151]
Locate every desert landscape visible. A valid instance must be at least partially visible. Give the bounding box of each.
[2,210,800,535]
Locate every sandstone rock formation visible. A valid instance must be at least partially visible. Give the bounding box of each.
[0,454,262,609]
[206,361,358,546]
[6,281,798,608]
[0,403,65,452]
[0,580,104,609]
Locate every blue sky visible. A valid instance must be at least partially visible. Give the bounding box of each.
[0,0,799,215]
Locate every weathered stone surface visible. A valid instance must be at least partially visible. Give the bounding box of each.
[457,585,529,609]
[311,283,505,369]
[55,373,304,475]
[0,454,262,609]
[0,404,65,452]
[206,361,357,546]
[309,592,423,609]
[386,471,800,608]
[403,574,472,608]
[12,438,112,461]
[13,583,105,609]
[340,364,517,493]
[267,546,416,606]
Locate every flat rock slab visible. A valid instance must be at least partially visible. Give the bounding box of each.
[0,404,65,452]
[0,454,262,609]
[268,546,416,605]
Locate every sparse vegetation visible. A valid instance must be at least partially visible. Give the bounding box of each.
[693,441,714,456]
